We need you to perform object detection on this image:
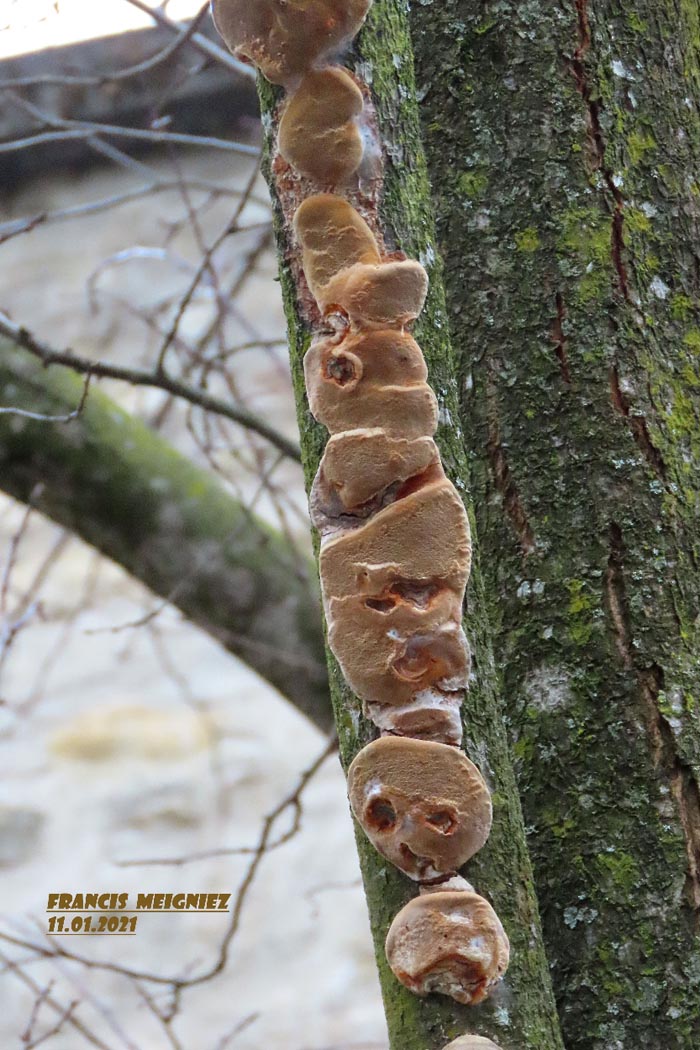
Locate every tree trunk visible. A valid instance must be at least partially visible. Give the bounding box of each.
[0,343,332,729]
[410,1,700,1047]
[256,2,564,1047]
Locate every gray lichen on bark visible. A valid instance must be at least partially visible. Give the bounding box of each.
[410,1,700,1046]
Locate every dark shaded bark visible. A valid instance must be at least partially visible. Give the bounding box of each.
[256,2,564,1047]
[410,1,700,1047]
[0,344,332,730]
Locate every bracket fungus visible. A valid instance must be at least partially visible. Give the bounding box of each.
[325,592,469,709]
[319,258,429,328]
[318,478,472,599]
[347,737,491,880]
[312,431,439,514]
[385,890,510,1004]
[294,194,380,301]
[211,0,372,86]
[442,1039,503,1050]
[303,330,439,438]
[279,68,365,185]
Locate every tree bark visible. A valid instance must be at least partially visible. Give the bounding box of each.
[0,343,332,730]
[410,1,700,1047]
[256,2,564,1048]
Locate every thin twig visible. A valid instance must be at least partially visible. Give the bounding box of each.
[120,0,256,79]
[0,312,301,462]
[26,999,80,1050]
[0,181,246,246]
[0,4,211,90]
[0,373,91,423]
[20,978,54,1045]
[0,737,337,990]
[155,152,263,372]
[0,123,259,157]
[215,1012,260,1050]
[132,981,184,1050]
[0,951,116,1050]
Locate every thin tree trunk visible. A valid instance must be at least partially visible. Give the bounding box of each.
[256,2,564,1047]
[410,1,700,1047]
[0,343,332,729]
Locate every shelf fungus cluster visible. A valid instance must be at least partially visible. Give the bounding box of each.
[212,0,509,1033]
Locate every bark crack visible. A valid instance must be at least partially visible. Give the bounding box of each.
[570,0,631,302]
[609,365,667,481]
[486,377,536,556]
[550,292,572,383]
[605,523,700,918]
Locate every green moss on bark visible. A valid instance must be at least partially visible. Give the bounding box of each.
[0,345,331,728]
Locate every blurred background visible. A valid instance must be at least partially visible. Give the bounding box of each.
[0,3,386,1047]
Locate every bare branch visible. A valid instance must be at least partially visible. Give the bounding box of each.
[215,1013,260,1050]
[20,977,55,1046]
[120,0,256,80]
[0,312,301,462]
[0,951,116,1050]
[0,3,211,90]
[0,737,337,991]
[0,181,250,246]
[25,999,80,1050]
[0,122,259,158]
[0,373,91,423]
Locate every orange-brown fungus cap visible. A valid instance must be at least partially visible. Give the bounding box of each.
[304,330,437,438]
[347,738,491,881]
[443,1038,503,1050]
[212,0,372,86]
[319,478,471,599]
[294,195,380,301]
[385,890,509,1004]
[321,259,428,327]
[314,431,439,513]
[326,590,469,708]
[279,68,364,184]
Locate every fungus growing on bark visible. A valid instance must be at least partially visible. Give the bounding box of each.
[325,591,469,708]
[320,258,429,328]
[367,690,464,747]
[420,875,474,894]
[347,737,491,880]
[312,431,439,513]
[304,330,438,438]
[442,1038,503,1050]
[211,0,507,1018]
[293,194,380,301]
[385,890,510,1004]
[279,68,365,184]
[318,478,471,599]
[295,195,428,325]
[211,0,372,85]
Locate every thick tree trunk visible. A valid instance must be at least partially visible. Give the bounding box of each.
[0,344,332,729]
[256,2,564,1048]
[410,1,700,1047]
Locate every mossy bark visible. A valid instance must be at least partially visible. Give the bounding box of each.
[257,3,564,1048]
[410,1,700,1047]
[0,344,331,729]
